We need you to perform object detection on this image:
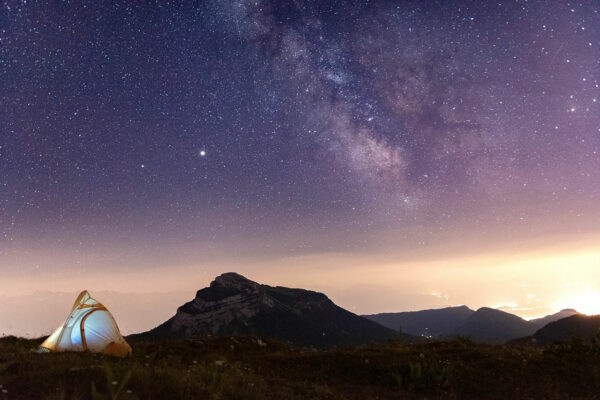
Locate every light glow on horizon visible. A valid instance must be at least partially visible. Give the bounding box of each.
[552,285,600,316]
[1,237,599,336]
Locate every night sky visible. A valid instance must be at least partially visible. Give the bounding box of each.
[1,1,600,325]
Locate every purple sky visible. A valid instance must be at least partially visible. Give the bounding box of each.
[1,1,599,333]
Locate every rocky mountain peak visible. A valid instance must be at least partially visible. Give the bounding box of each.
[212,272,256,289]
[133,272,399,347]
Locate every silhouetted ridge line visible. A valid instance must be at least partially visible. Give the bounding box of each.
[130,273,407,347]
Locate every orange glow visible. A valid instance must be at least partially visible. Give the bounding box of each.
[1,236,600,335]
[552,286,600,316]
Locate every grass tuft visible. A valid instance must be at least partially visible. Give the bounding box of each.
[1,336,600,399]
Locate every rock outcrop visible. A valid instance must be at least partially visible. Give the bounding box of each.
[132,272,403,347]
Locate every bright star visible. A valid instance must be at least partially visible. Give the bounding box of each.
[200,150,206,157]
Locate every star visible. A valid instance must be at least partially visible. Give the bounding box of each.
[1,0,599,328]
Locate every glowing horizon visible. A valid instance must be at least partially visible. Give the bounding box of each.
[2,235,599,335]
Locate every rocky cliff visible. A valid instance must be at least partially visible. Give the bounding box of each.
[132,273,402,347]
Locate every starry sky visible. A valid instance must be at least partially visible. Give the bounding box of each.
[1,0,600,329]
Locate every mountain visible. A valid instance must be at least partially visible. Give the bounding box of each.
[451,307,537,344]
[531,314,600,344]
[131,272,404,347]
[364,307,581,344]
[529,309,579,330]
[363,306,474,337]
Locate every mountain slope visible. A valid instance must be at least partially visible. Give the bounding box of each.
[529,309,579,330]
[532,314,600,344]
[452,307,537,343]
[131,273,403,347]
[363,306,474,337]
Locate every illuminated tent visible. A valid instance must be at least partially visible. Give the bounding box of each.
[40,291,132,357]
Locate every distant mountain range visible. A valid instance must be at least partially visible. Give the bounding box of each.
[529,308,580,329]
[364,307,580,344]
[363,306,474,337]
[127,272,588,346]
[131,273,405,347]
[530,314,600,344]
[452,307,536,344]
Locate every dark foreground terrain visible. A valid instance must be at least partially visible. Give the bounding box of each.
[1,336,600,400]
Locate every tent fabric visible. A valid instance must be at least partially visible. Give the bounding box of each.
[40,291,132,357]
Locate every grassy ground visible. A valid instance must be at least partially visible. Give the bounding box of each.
[1,336,600,399]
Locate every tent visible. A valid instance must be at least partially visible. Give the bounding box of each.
[40,290,132,357]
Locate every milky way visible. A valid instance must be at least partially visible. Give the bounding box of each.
[1,1,599,315]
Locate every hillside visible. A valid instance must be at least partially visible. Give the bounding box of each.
[529,309,579,329]
[131,273,402,347]
[364,307,579,343]
[363,306,474,337]
[451,307,537,343]
[532,314,600,344]
[3,335,600,399]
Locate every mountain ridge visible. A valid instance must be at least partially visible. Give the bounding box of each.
[363,306,474,337]
[529,314,600,344]
[131,272,405,347]
[450,307,536,343]
[365,306,582,343]
[528,309,579,329]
